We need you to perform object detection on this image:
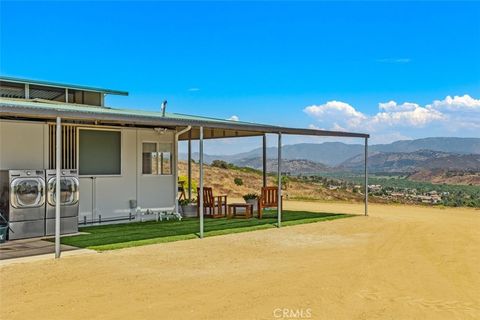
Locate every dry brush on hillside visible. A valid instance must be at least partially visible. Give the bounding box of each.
[178,161,364,203]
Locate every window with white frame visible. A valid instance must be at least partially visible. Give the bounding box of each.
[142,142,172,175]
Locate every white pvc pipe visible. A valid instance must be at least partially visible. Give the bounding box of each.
[55,117,61,259]
[199,127,204,238]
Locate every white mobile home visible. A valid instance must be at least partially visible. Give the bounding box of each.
[0,76,369,230]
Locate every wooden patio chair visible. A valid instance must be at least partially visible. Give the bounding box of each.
[257,186,283,219]
[196,187,227,218]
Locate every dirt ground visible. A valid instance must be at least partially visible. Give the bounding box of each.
[1,201,479,320]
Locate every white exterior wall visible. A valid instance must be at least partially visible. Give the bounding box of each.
[78,128,138,222]
[0,119,177,223]
[0,120,47,170]
[136,129,175,209]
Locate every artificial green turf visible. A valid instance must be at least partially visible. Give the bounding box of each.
[60,210,353,251]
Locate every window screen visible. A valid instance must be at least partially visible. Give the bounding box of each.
[79,130,121,175]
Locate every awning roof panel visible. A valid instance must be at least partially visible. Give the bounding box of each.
[0,98,369,139]
[0,76,128,96]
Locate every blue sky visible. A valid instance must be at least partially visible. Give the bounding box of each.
[1,1,479,154]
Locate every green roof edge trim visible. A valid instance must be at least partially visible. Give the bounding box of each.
[0,98,369,138]
[0,76,128,96]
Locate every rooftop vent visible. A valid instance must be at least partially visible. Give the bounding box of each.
[161,100,167,117]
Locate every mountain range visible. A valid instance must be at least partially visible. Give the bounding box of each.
[180,137,480,184]
[181,137,480,167]
[339,150,480,173]
[234,158,330,174]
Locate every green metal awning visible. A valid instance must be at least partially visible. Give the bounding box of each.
[0,76,128,96]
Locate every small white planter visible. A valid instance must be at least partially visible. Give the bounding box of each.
[245,199,258,214]
[181,204,197,218]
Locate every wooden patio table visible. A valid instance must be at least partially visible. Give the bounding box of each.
[227,203,253,219]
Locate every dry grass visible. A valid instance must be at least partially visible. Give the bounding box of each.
[178,161,363,202]
[409,169,480,185]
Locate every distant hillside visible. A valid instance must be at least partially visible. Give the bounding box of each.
[180,137,480,166]
[233,157,330,174]
[182,142,363,166]
[339,150,480,173]
[371,137,480,154]
[408,169,480,185]
[177,160,479,205]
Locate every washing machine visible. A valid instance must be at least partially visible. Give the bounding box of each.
[0,170,46,240]
[45,169,79,236]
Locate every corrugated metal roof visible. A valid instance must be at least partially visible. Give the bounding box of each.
[0,76,128,96]
[0,97,260,125]
[0,98,369,139]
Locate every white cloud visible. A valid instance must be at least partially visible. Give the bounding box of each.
[378,101,419,112]
[304,94,480,143]
[427,95,480,130]
[228,115,239,121]
[304,101,365,119]
[370,106,445,127]
[304,101,367,129]
[331,123,348,131]
[427,95,480,112]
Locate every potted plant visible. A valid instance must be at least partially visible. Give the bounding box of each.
[179,198,197,218]
[243,193,259,213]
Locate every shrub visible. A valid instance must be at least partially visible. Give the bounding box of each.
[179,198,196,206]
[178,175,197,194]
[211,160,229,169]
[234,177,243,186]
[274,176,290,190]
[243,193,258,201]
